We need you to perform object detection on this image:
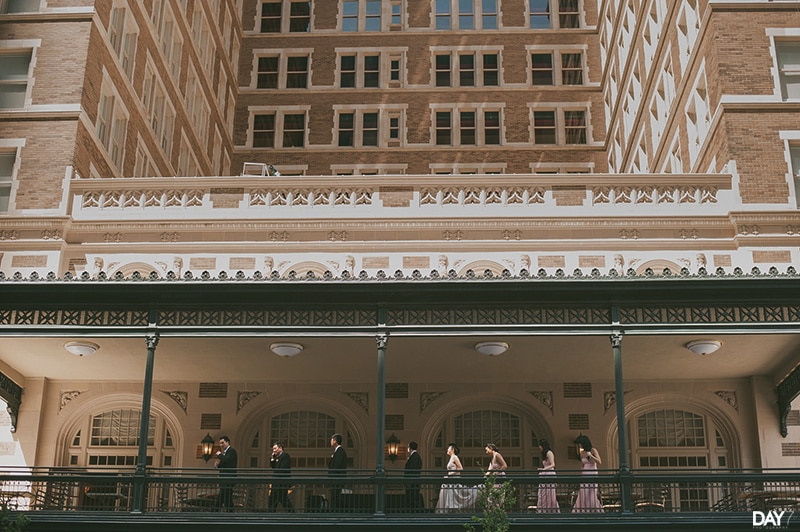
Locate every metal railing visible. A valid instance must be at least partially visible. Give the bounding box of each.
[0,467,798,517]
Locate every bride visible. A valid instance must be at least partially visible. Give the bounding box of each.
[435,443,478,512]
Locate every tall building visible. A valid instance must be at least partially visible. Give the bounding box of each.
[0,0,799,519]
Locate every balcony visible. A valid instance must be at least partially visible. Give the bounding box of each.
[2,467,797,530]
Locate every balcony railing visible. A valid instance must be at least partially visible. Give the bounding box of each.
[1,467,798,520]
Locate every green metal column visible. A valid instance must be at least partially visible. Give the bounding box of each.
[132,314,159,514]
[611,326,633,513]
[374,332,388,516]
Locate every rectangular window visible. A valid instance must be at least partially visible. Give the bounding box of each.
[389,115,400,139]
[790,145,800,207]
[459,0,474,30]
[777,42,800,99]
[363,112,378,146]
[531,53,553,85]
[564,110,586,144]
[390,58,400,81]
[257,56,279,88]
[340,55,356,87]
[287,56,309,88]
[289,1,311,32]
[391,0,402,26]
[435,0,451,29]
[436,111,452,145]
[561,52,583,84]
[483,53,498,86]
[283,113,305,147]
[260,2,282,32]
[365,0,382,31]
[435,54,451,87]
[0,150,14,213]
[1,0,40,13]
[460,111,476,145]
[254,114,276,147]
[482,0,497,29]
[529,0,550,29]
[559,0,580,29]
[0,51,31,109]
[533,111,556,144]
[364,54,379,87]
[338,113,354,146]
[484,110,500,144]
[342,0,358,31]
[459,54,475,86]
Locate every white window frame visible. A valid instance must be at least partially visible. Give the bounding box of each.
[434,0,499,31]
[0,45,34,109]
[431,47,503,88]
[256,0,312,33]
[96,74,129,171]
[528,0,583,30]
[529,104,592,145]
[527,45,588,86]
[0,142,21,213]
[108,1,138,80]
[430,104,505,146]
[249,107,310,149]
[775,40,800,100]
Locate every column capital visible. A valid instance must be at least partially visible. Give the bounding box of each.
[610,331,623,348]
[145,332,160,350]
[375,333,389,350]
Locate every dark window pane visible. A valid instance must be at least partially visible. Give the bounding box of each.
[260,2,281,32]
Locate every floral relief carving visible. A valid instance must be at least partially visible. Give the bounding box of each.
[59,390,86,413]
[420,391,447,414]
[345,392,369,413]
[529,391,553,414]
[162,391,188,413]
[237,391,261,414]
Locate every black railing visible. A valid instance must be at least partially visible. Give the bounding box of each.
[0,467,798,517]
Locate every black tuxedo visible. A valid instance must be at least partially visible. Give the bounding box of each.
[268,451,294,512]
[328,445,348,510]
[215,446,238,510]
[404,450,423,511]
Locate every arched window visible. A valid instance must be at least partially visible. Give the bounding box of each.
[66,408,175,468]
[243,410,356,469]
[631,408,731,511]
[434,409,542,470]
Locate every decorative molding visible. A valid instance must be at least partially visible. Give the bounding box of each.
[529,391,553,414]
[59,390,85,413]
[162,390,188,413]
[777,363,800,438]
[345,392,368,413]
[420,391,447,414]
[604,390,632,414]
[237,391,261,414]
[713,390,738,412]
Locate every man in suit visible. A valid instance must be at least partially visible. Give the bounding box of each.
[328,433,348,511]
[214,435,238,511]
[404,441,423,511]
[268,442,295,512]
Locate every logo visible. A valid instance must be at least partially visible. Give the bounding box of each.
[753,510,794,530]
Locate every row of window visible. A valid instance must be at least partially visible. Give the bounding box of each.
[257,0,583,33]
[253,50,587,90]
[251,108,589,148]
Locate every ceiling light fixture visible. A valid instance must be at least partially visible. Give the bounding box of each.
[64,341,100,357]
[685,339,722,356]
[270,342,304,357]
[474,341,509,356]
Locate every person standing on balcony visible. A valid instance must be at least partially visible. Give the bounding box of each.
[435,443,478,512]
[572,434,603,513]
[328,433,348,510]
[404,441,423,511]
[536,438,560,513]
[214,435,238,511]
[484,443,508,482]
[269,442,295,512]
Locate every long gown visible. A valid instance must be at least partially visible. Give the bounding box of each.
[571,456,603,513]
[435,455,478,512]
[537,453,560,513]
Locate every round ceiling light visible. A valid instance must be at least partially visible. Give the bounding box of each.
[270,342,304,357]
[474,341,509,356]
[64,341,100,357]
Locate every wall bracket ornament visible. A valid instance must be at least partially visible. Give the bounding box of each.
[604,390,631,414]
[162,390,188,413]
[529,391,553,414]
[713,390,738,412]
[59,390,86,413]
[237,391,261,414]
[345,392,368,413]
[420,391,447,414]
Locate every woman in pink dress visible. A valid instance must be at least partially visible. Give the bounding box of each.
[484,443,507,481]
[536,438,560,513]
[571,435,603,513]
